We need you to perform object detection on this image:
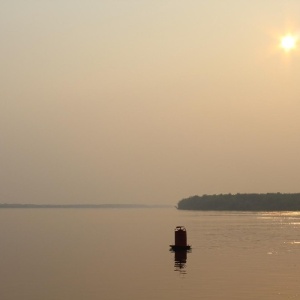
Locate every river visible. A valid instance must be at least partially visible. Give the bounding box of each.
[0,208,299,299]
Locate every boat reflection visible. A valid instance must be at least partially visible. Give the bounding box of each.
[170,249,191,274]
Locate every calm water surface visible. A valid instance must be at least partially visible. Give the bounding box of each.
[0,208,300,300]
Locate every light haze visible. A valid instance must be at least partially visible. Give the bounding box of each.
[1,1,300,205]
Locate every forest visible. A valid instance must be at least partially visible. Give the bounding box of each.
[177,193,300,211]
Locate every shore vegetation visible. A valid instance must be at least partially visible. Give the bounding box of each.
[177,193,300,211]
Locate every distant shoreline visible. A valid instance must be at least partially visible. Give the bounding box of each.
[177,193,300,211]
[0,204,171,209]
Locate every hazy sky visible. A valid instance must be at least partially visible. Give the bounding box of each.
[1,1,300,204]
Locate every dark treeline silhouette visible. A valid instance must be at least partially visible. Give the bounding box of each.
[177,193,300,211]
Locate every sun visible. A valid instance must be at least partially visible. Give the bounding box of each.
[280,34,297,51]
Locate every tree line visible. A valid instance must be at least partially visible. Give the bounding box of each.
[177,193,300,211]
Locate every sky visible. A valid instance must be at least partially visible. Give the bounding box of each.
[1,1,300,205]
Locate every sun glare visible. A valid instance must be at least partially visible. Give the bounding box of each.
[280,34,297,51]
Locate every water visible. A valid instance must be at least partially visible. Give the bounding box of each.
[0,208,300,300]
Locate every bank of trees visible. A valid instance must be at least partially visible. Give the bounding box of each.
[177,193,300,211]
